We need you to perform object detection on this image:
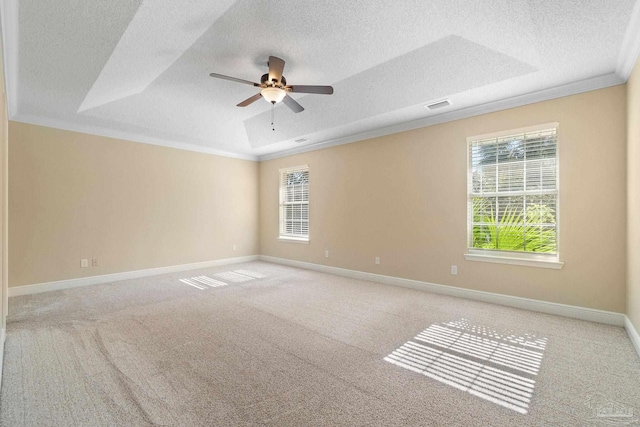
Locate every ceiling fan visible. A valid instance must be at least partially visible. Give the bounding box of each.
[209,56,333,113]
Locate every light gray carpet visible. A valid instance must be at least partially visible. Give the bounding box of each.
[1,261,639,426]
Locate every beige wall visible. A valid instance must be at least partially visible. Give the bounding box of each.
[628,59,640,330]
[6,85,631,314]
[260,86,627,313]
[9,122,259,287]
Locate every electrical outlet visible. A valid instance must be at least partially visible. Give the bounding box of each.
[91,258,99,267]
[451,265,458,275]
[375,256,380,265]
[233,244,237,251]
[81,259,88,268]
[325,250,329,258]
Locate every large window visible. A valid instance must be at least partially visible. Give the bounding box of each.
[467,124,559,264]
[279,165,309,242]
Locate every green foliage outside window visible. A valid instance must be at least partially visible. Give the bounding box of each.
[472,199,556,253]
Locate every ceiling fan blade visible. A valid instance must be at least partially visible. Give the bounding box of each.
[283,94,304,113]
[209,73,260,87]
[286,85,333,95]
[237,93,262,107]
[268,56,285,84]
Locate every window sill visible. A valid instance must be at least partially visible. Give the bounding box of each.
[278,236,309,244]
[464,253,564,269]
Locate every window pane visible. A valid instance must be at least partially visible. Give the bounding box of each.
[497,135,524,163]
[495,196,525,251]
[471,167,482,193]
[525,131,556,160]
[472,225,496,249]
[525,195,557,226]
[496,195,524,224]
[524,226,556,253]
[472,197,495,224]
[496,224,526,251]
[525,158,557,191]
[497,161,524,192]
[480,164,497,192]
[475,140,498,165]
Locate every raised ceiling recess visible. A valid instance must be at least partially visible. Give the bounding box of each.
[4,0,639,159]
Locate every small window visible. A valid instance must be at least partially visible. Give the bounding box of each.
[467,124,559,264]
[279,165,309,242]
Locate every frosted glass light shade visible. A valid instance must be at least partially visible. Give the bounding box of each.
[261,87,286,104]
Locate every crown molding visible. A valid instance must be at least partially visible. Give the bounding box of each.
[8,72,626,163]
[258,72,624,161]
[10,72,625,164]
[0,0,18,117]
[616,0,640,80]
[11,113,258,161]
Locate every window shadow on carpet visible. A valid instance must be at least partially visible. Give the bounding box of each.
[178,270,267,290]
[384,318,547,414]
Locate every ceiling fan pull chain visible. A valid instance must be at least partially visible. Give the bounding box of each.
[271,103,275,131]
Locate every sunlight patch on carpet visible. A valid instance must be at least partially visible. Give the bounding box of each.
[179,276,226,290]
[179,270,267,290]
[179,278,206,289]
[384,318,547,414]
[213,271,256,283]
[234,269,267,279]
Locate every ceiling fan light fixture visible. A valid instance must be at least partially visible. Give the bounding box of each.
[261,87,286,104]
[210,56,332,113]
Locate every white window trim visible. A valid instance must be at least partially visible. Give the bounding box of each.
[465,122,559,144]
[464,250,563,269]
[279,165,309,242]
[465,122,563,269]
[278,236,310,244]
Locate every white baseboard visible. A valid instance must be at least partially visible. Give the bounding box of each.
[259,255,625,327]
[0,327,5,390]
[8,255,259,297]
[625,316,640,360]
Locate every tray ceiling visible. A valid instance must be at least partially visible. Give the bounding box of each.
[3,0,639,159]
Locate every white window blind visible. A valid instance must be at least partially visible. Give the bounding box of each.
[279,166,309,240]
[468,125,558,256]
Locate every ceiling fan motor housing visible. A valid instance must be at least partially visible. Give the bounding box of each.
[261,73,286,87]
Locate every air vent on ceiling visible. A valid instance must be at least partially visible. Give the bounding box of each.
[294,138,308,143]
[425,100,451,110]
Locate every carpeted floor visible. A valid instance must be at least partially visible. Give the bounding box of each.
[1,261,639,426]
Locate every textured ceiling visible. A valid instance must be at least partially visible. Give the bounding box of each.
[6,0,639,159]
